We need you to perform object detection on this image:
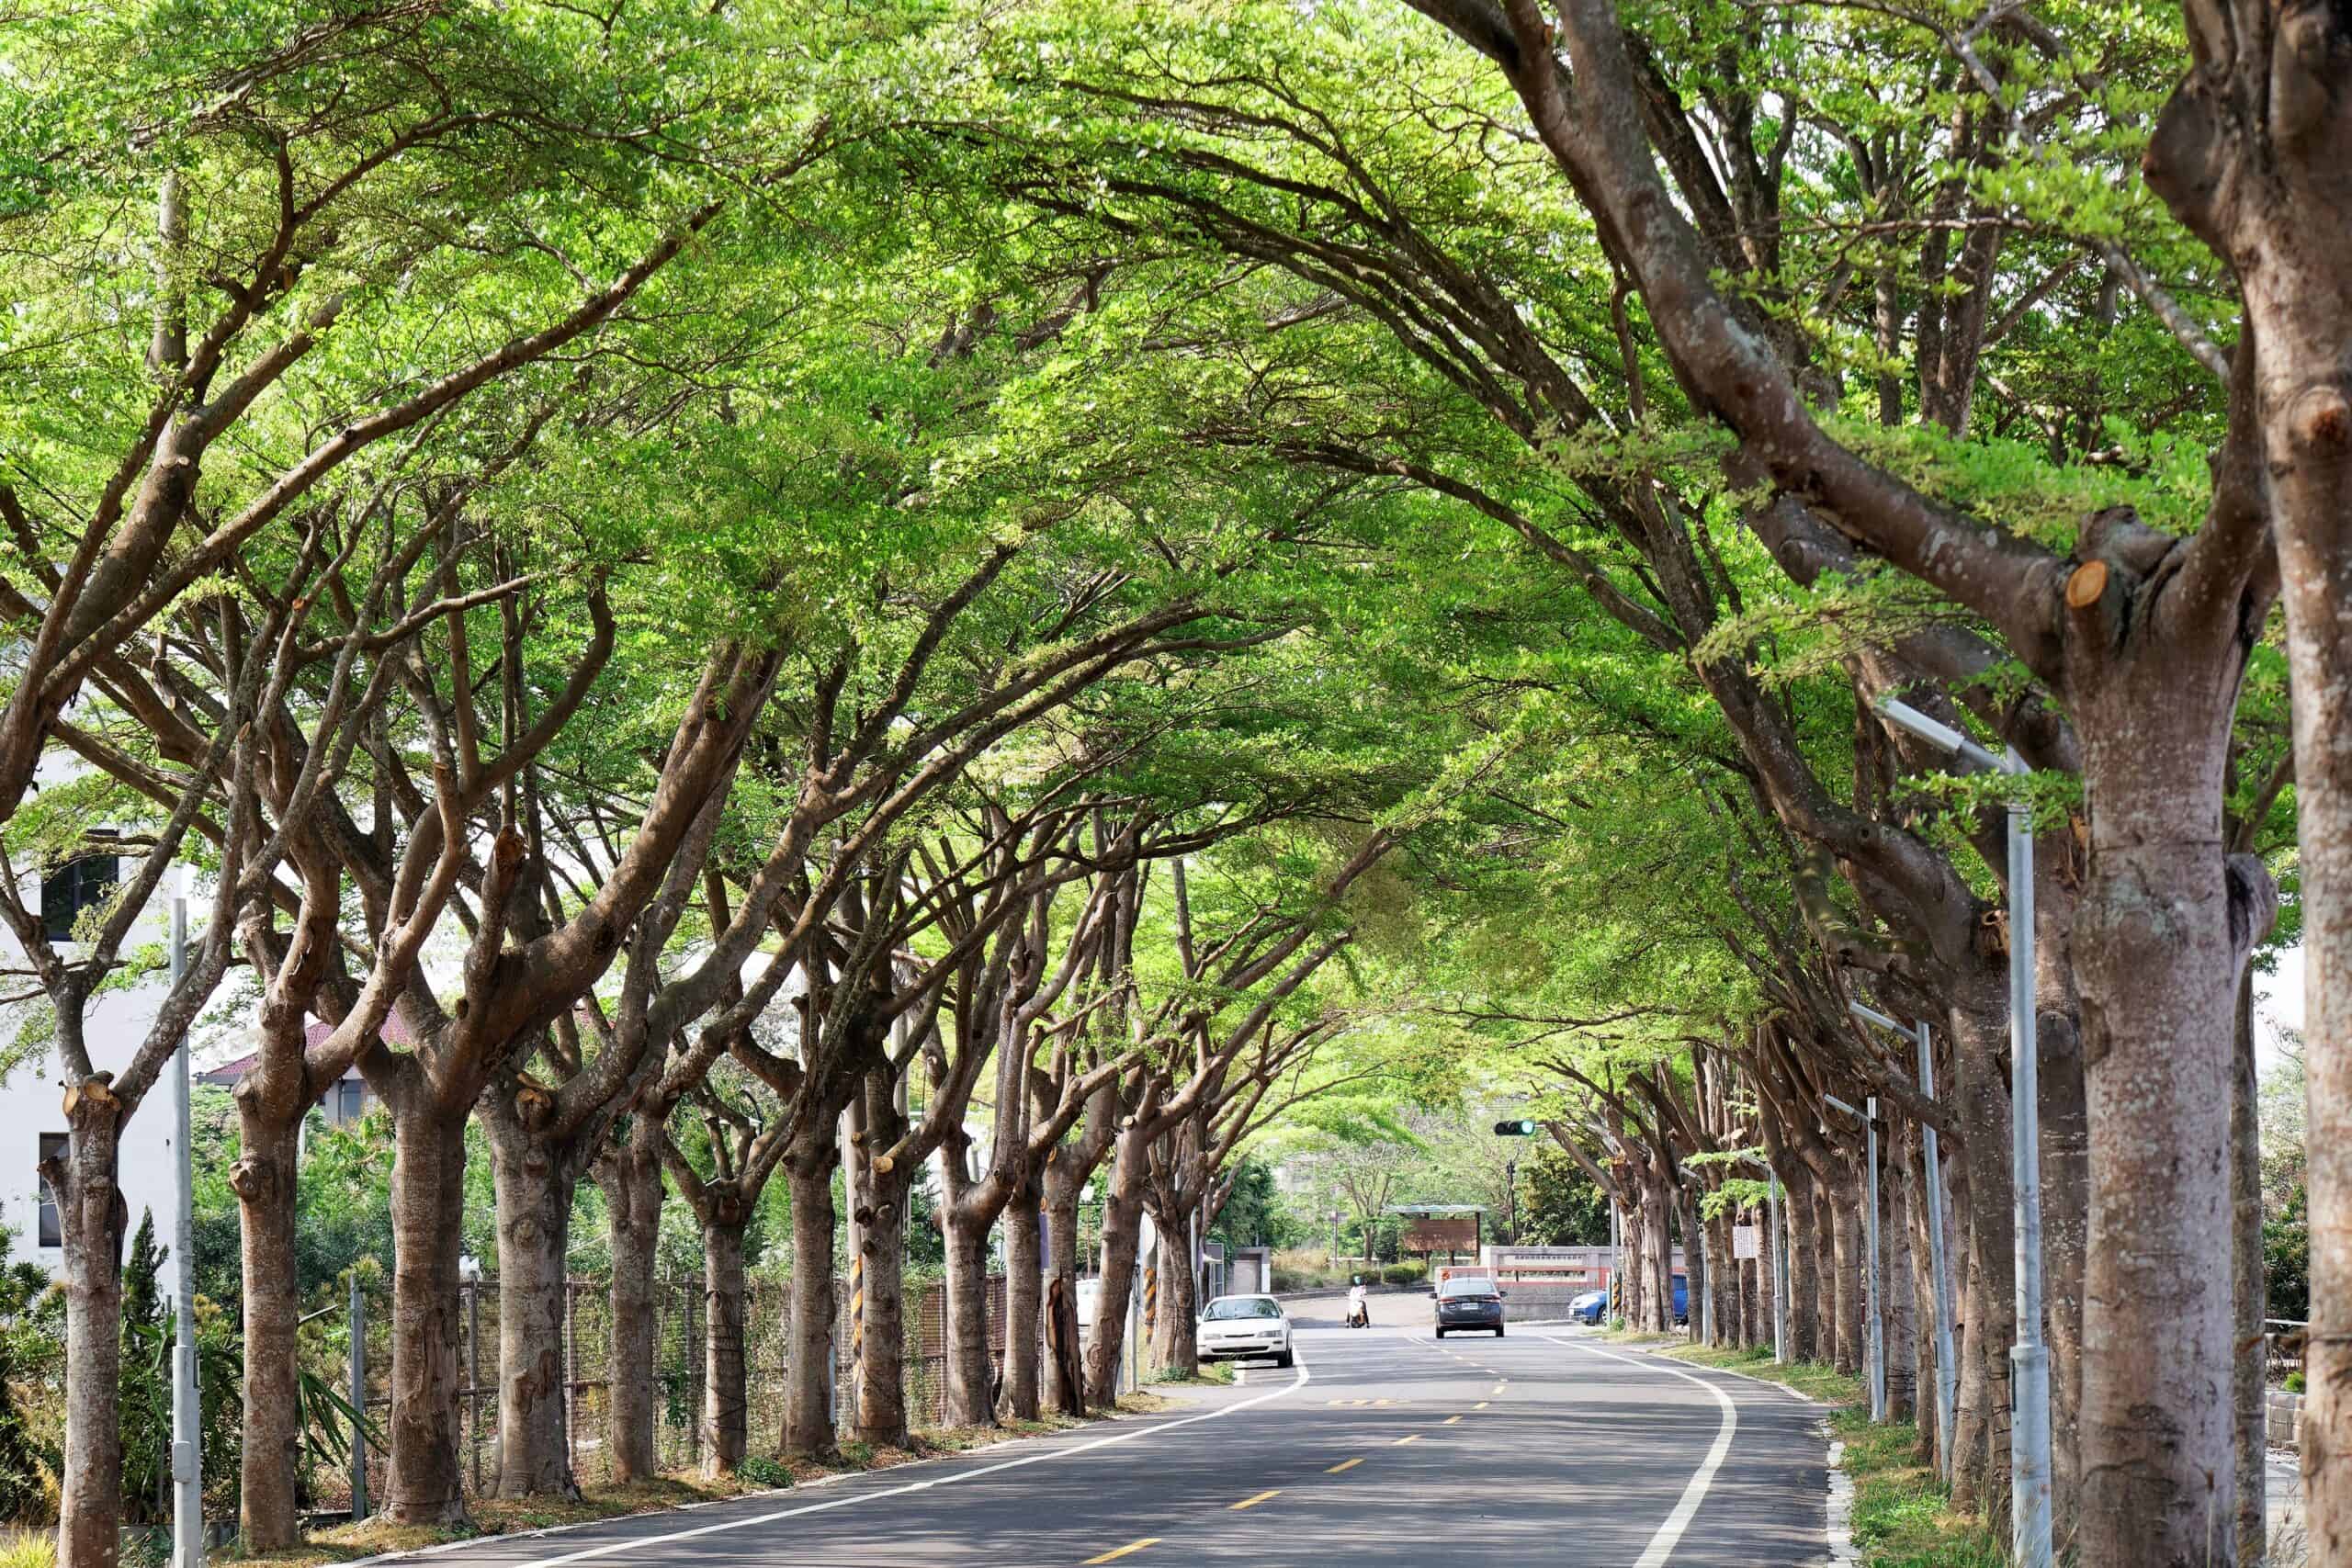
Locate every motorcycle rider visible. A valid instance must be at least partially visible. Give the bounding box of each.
[1346,1273,1370,1328]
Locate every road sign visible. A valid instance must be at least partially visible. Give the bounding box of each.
[1733,1224,1760,1261]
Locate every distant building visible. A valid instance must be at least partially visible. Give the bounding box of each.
[1,839,181,1272]
[198,1009,416,1129]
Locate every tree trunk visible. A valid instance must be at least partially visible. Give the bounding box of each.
[1149,1219,1199,1373]
[231,1108,302,1550]
[854,1167,911,1448]
[1883,1134,1917,1423]
[1642,1178,1672,1333]
[483,1107,578,1499]
[1829,1165,1862,1377]
[1784,1172,1820,1362]
[2233,972,2267,1567]
[595,1122,664,1485]
[53,1110,127,1568]
[2041,1008,2093,1545]
[701,1216,748,1476]
[943,1211,995,1428]
[1086,1139,1148,1406]
[1003,1179,1043,1421]
[1905,1128,1943,1471]
[1042,1171,1085,1413]
[1949,990,2018,1523]
[2071,751,2244,1565]
[384,1101,469,1525]
[783,1161,838,1459]
[1810,1181,1839,1365]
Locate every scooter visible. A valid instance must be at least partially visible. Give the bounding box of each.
[1345,1279,1370,1328]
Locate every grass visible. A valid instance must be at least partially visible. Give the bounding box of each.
[1656,1343,2004,1568]
[1149,1359,1237,1385]
[216,1390,1185,1565]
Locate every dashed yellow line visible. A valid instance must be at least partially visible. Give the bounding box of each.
[1442,1415,1463,1425]
[1086,1541,1160,1565]
[1231,1490,1282,1511]
[1474,1401,1490,1409]
[1327,1457,1365,1473]
[1393,1434,1421,1446]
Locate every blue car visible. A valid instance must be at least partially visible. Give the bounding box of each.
[1571,1277,1687,1325]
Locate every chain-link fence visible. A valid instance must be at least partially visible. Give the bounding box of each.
[305,1269,994,1516]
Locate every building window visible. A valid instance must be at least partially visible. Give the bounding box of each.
[36,1134,65,1248]
[40,853,119,944]
[336,1078,364,1123]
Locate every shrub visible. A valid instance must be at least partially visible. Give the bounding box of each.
[1381,1261,1426,1286]
[2288,1371,2307,1394]
[738,1455,793,1488]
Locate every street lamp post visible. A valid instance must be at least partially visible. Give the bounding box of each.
[1875,695,2050,1568]
[1853,999,1960,1483]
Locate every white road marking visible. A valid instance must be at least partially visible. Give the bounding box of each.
[1544,1335,1737,1568]
[503,1349,1314,1566]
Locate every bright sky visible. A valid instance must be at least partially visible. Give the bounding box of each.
[2256,945,2304,1069]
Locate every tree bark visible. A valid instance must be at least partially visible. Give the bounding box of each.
[1042,1167,1087,1413]
[854,1160,911,1448]
[783,1161,839,1459]
[1785,1170,1820,1363]
[2233,972,2267,1567]
[1883,1134,1918,1423]
[1642,1177,1672,1333]
[383,1100,469,1525]
[595,1120,665,1484]
[701,1216,748,1476]
[482,1103,579,1499]
[52,1108,127,1568]
[231,1108,302,1550]
[1085,1133,1149,1406]
[1828,1166,1862,1377]
[1148,1222,1199,1373]
[1003,1179,1043,1420]
[943,1211,996,1427]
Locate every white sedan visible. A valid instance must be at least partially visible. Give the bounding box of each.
[1197,1293,1295,1367]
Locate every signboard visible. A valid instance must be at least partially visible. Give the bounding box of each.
[1404,1214,1479,1255]
[1732,1224,1760,1261]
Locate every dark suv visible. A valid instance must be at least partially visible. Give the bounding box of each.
[1433,1275,1505,1337]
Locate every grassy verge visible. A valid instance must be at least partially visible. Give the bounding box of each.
[1655,1344,2003,1568]
[1149,1359,1238,1385]
[220,1391,1182,1566]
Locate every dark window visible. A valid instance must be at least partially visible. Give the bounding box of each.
[40,854,119,943]
[36,1134,65,1248]
[336,1078,364,1122]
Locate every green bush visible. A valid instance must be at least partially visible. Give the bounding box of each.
[738,1455,793,1488]
[1381,1261,1426,1286]
[2288,1371,2307,1394]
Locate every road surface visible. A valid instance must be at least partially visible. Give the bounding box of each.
[392,1303,1832,1567]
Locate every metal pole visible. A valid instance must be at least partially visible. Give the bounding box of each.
[2007,778,2052,1568]
[168,890,202,1566]
[1918,1021,1960,1483]
[1772,1179,1790,1364]
[1865,1097,1885,1423]
[348,1274,368,1521]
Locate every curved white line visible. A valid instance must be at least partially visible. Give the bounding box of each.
[1543,1335,1736,1568]
[508,1348,1313,1566]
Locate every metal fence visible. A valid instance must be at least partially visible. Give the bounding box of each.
[307,1270,1000,1516]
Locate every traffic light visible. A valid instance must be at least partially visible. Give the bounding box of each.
[1492,1119,1539,1136]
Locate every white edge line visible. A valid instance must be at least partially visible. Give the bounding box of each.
[1542,1335,1736,1568]
[477,1349,1315,1566]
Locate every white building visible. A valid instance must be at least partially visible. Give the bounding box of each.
[0,842,185,1272]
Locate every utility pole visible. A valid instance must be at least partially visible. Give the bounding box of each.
[169,886,202,1568]
[1505,1158,1518,1247]
[1876,696,2049,1566]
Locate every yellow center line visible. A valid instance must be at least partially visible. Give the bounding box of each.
[1394,1434,1422,1446]
[1327,1457,1365,1473]
[1231,1490,1282,1511]
[1490,1385,1507,1395]
[1442,1415,1463,1425]
[1474,1401,1490,1410]
[1085,1541,1161,1565]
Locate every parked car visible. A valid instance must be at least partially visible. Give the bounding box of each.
[1433,1274,1506,1337]
[1570,1276,1688,1326]
[1197,1293,1295,1367]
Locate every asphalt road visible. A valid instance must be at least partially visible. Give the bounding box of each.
[390,1310,1831,1568]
